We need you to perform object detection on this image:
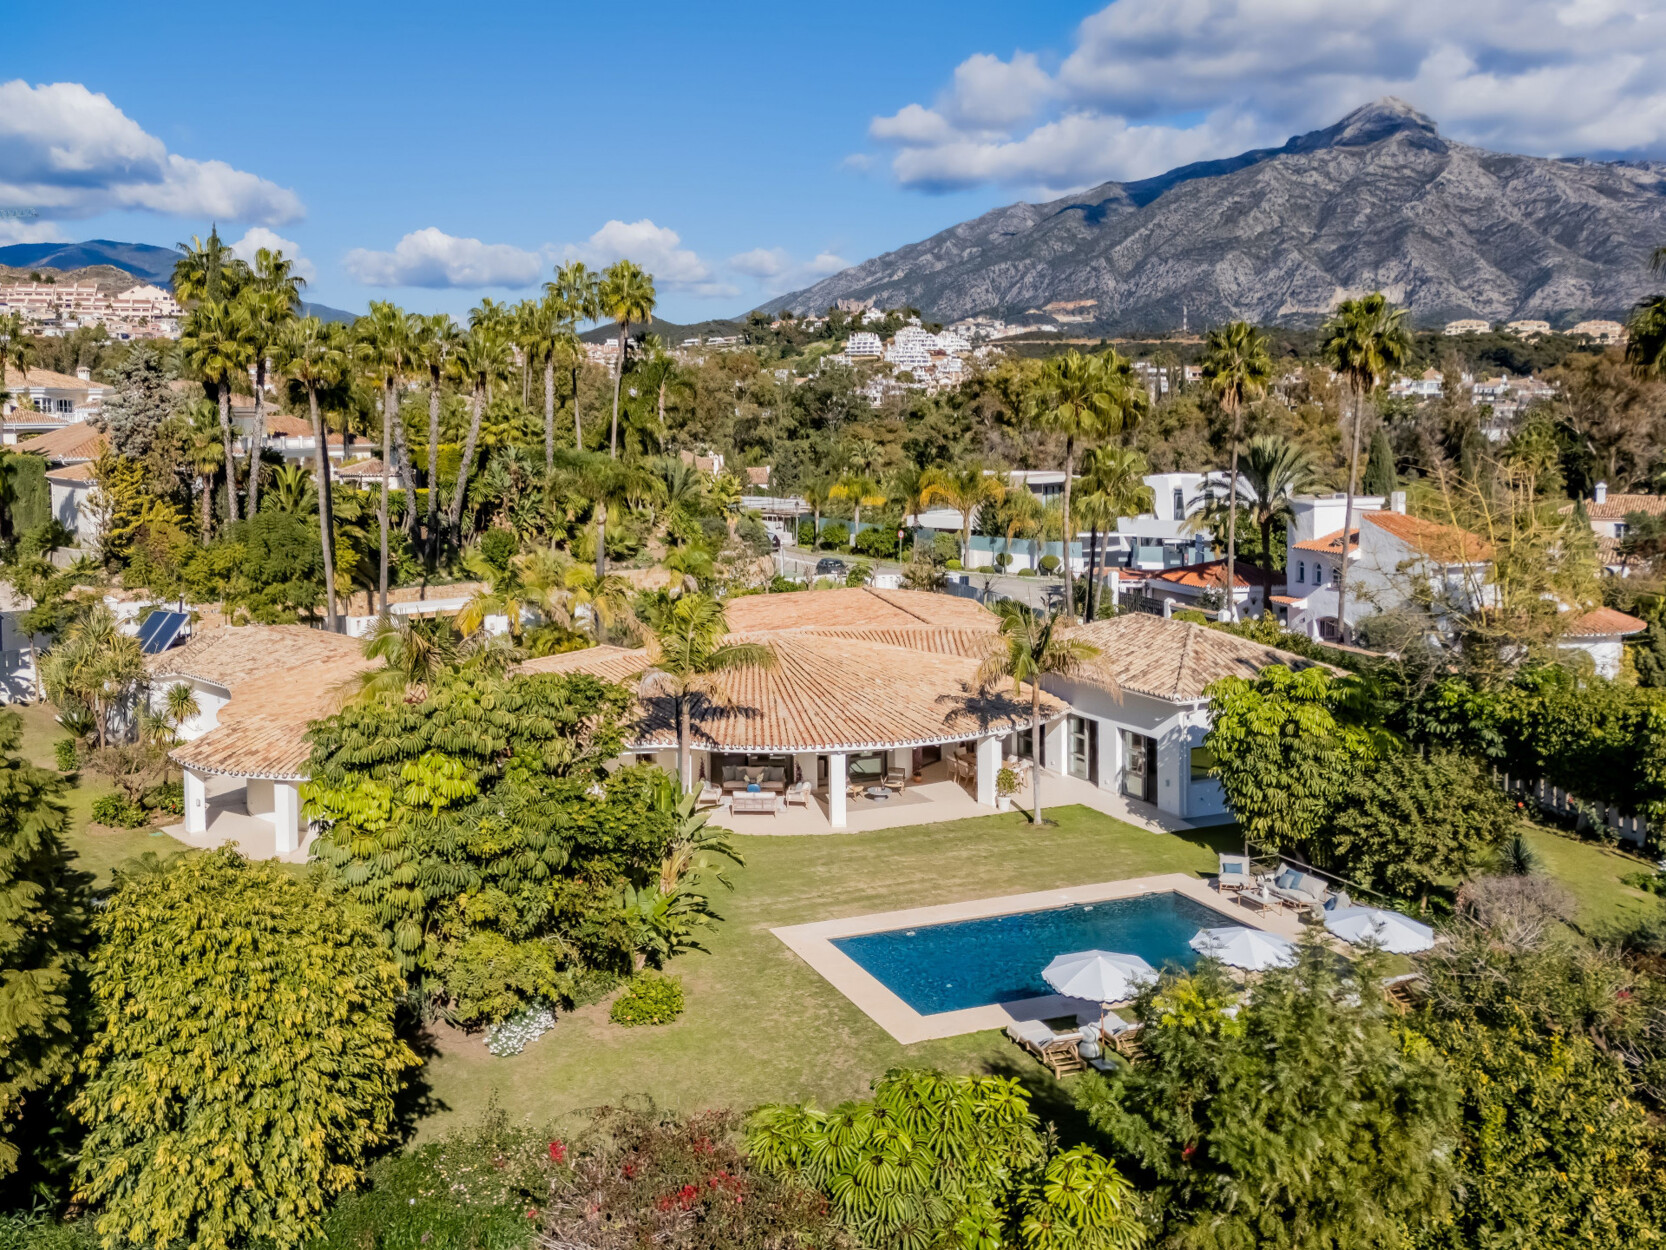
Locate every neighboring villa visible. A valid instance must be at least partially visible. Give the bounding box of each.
[14,421,110,550]
[1,366,106,438]
[148,587,1326,857]
[1562,482,1666,573]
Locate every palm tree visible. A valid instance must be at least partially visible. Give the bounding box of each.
[179,298,251,522]
[598,260,657,458]
[830,470,886,538]
[411,312,461,562]
[350,617,457,704]
[520,549,633,644]
[638,593,775,792]
[921,462,1006,564]
[0,310,29,397]
[800,476,833,549]
[521,292,569,472]
[446,322,514,543]
[887,464,932,558]
[1237,435,1317,575]
[975,603,1100,825]
[239,246,306,517]
[1625,247,1666,378]
[1037,349,1145,619]
[547,260,600,448]
[1076,446,1153,620]
[1000,486,1046,572]
[1200,321,1274,620]
[1322,294,1412,641]
[357,301,413,614]
[274,316,348,631]
[172,227,243,305]
[579,453,653,578]
[183,398,226,538]
[456,545,531,640]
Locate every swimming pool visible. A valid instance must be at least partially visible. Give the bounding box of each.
[832,890,1234,1014]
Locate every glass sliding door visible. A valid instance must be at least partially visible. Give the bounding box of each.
[1120,730,1155,801]
[1068,716,1097,782]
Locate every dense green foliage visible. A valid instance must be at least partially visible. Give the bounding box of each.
[1077,945,1454,1250]
[0,453,50,546]
[304,665,681,1019]
[72,851,416,1250]
[179,510,328,621]
[609,971,685,1026]
[0,712,83,1189]
[750,1069,1145,1250]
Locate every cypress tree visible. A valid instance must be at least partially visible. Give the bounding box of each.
[1364,426,1397,496]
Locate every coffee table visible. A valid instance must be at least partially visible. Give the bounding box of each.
[864,785,891,802]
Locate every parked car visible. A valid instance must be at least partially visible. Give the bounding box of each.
[815,557,847,576]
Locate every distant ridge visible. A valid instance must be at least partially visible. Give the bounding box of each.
[0,240,178,286]
[761,99,1666,333]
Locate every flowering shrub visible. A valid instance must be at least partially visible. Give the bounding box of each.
[543,1107,850,1249]
[610,972,684,1027]
[485,1002,556,1056]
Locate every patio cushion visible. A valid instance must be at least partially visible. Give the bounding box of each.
[1275,867,1302,890]
[1005,1019,1055,1047]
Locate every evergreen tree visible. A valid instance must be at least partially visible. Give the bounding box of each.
[0,710,85,1188]
[72,850,416,1250]
[1363,425,1397,497]
[93,343,176,461]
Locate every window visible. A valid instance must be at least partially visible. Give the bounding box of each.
[1297,561,1305,584]
[1172,487,1185,518]
[1189,745,1217,782]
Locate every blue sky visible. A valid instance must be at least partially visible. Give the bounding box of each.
[7,0,1665,322]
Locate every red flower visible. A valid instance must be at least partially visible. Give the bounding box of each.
[548,1140,568,1163]
[524,1209,538,1219]
[623,1162,637,1178]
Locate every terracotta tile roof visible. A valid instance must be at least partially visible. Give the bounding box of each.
[336,458,388,479]
[1293,528,1358,554]
[1561,493,1666,521]
[1565,607,1648,637]
[1363,510,1492,562]
[265,412,311,437]
[745,466,771,486]
[148,623,366,691]
[4,366,97,391]
[16,422,107,462]
[524,633,1054,752]
[720,586,995,633]
[1152,558,1276,591]
[43,463,94,484]
[170,656,375,779]
[780,625,997,659]
[1269,593,1303,606]
[1064,613,1337,702]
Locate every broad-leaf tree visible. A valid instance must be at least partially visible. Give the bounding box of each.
[72,850,416,1250]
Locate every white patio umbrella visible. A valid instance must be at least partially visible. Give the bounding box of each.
[1189,926,1298,970]
[1042,950,1158,1004]
[1323,906,1435,954]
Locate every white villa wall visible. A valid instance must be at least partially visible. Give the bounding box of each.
[149,677,231,740]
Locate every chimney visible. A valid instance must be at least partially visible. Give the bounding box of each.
[1390,490,1406,514]
[1594,481,1608,506]
[76,366,91,382]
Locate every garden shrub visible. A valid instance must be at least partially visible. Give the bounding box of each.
[90,793,147,828]
[610,971,685,1026]
[818,522,848,550]
[945,558,962,570]
[1018,567,1038,578]
[929,532,959,563]
[1039,553,1060,574]
[1172,608,1210,624]
[478,527,518,571]
[734,513,772,557]
[851,525,898,559]
[53,739,78,772]
[142,779,183,815]
[796,519,816,547]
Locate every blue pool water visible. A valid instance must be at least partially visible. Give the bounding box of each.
[834,891,1233,1014]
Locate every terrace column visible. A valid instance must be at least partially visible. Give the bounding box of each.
[975,736,1001,806]
[827,752,847,829]
[183,768,207,834]
[272,781,302,855]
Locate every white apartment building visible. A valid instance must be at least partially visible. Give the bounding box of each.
[1569,319,1625,345]
[1505,319,1552,338]
[1444,318,1490,336]
[845,331,883,359]
[1389,368,1444,398]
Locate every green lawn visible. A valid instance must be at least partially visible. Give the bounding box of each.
[10,700,189,886]
[414,807,1237,1140]
[1522,824,1661,933]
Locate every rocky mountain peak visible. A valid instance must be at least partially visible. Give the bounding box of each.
[1287,96,1443,153]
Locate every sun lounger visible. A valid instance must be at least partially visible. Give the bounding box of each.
[1217,853,1254,894]
[1004,1019,1087,1077]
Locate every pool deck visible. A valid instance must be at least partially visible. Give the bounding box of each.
[772,873,1304,1044]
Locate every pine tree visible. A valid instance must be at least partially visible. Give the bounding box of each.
[0,709,86,1185]
[1363,425,1397,497]
[94,343,176,461]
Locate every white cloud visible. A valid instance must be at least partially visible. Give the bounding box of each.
[864,1,1666,193]
[343,228,546,288]
[728,247,791,278]
[567,219,735,296]
[228,227,316,281]
[725,246,850,295]
[0,80,303,224]
[0,212,67,246]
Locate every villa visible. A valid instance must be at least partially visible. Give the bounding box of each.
[148,586,1327,857]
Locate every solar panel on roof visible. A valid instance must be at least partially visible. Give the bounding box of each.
[137,610,189,655]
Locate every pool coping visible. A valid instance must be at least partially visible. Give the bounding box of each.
[771,873,1305,1043]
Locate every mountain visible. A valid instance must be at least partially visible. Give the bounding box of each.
[300,301,359,324]
[763,100,1666,332]
[0,240,179,286]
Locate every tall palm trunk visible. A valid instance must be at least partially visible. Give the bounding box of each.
[1335,385,1363,643]
[390,398,417,537]
[543,356,555,472]
[678,698,692,794]
[306,386,339,631]
[572,362,583,448]
[448,382,486,543]
[216,382,240,523]
[595,508,607,579]
[610,322,627,458]
[200,473,213,538]
[1260,515,1274,575]
[1060,437,1076,618]
[1086,525,1101,621]
[246,359,265,517]
[379,382,394,615]
[1030,682,1044,825]
[426,367,442,564]
[1224,400,1241,621]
